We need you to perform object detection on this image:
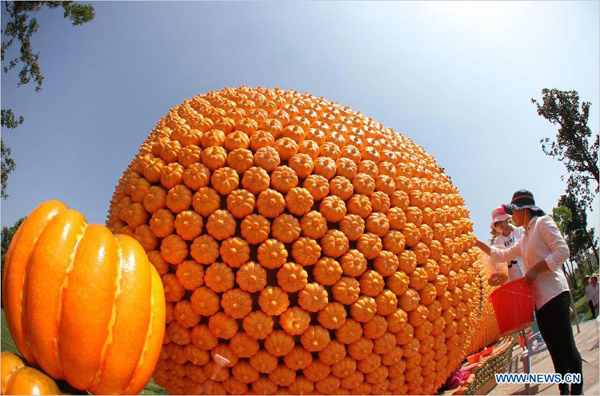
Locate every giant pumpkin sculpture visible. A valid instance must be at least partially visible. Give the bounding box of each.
[2,201,166,395]
[107,86,500,395]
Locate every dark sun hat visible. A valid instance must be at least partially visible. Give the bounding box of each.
[503,189,546,216]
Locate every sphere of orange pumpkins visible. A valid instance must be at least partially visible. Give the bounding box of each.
[2,201,166,395]
[107,86,500,395]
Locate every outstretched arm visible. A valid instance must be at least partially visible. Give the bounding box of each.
[475,239,491,255]
[476,236,522,263]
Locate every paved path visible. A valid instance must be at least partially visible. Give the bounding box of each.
[488,319,599,395]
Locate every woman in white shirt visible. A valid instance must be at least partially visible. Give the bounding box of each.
[476,190,583,395]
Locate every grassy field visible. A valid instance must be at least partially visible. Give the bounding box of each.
[1,309,166,395]
[574,292,594,323]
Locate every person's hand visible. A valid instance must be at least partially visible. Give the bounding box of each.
[475,238,491,256]
[521,267,539,288]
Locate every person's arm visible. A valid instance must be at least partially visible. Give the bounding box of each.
[537,216,570,271]
[476,236,522,263]
[522,259,551,286]
[522,217,570,286]
[475,239,491,255]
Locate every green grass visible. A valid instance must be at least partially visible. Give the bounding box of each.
[573,292,593,323]
[1,309,166,395]
[1,309,19,354]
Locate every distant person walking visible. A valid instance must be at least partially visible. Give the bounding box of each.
[587,275,599,319]
[477,190,583,395]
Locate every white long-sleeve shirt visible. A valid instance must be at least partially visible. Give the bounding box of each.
[587,283,599,306]
[493,225,525,282]
[490,215,570,309]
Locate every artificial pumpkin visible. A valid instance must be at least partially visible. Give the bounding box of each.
[1,352,61,396]
[106,86,501,395]
[2,201,165,395]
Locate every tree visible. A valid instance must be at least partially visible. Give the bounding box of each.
[1,217,26,276]
[552,205,578,288]
[557,192,599,276]
[532,89,599,211]
[1,1,95,199]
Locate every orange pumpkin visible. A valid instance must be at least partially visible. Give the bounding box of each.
[176,260,205,290]
[230,332,260,359]
[336,318,363,345]
[2,355,61,396]
[283,347,313,371]
[288,153,314,178]
[1,352,26,395]
[339,214,365,241]
[321,230,349,258]
[243,311,274,340]
[320,195,346,222]
[192,187,221,217]
[257,239,288,269]
[313,257,342,286]
[271,165,299,193]
[220,288,252,319]
[242,166,270,195]
[236,262,267,293]
[271,213,301,244]
[147,251,170,277]
[298,283,328,312]
[226,188,256,219]
[2,201,165,395]
[285,187,314,216]
[250,351,278,374]
[211,166,240,195]
[206,209,237,241]
[303,360,330,382]
[291,237,321,266]
[332,277,360,305]
[259,286,289,316]
[303,174,329,201]
[300,211,328,239]
[174,210,203,241]
[190,234,220,264]
[182,163,211,191]
[166,185,193,214]
[204,262,235,293]
[277,263,308,293]
[330,176,354,201]
[254,146,280,172]
[220,237,250,268]
[256,189,286,218]
[300,325,330,353]
[161,162,185,189]
[241,214,271,245]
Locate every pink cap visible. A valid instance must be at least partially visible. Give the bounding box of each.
[491,205,511,227]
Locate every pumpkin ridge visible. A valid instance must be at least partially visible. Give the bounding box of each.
[7,201,67,367]
[55,220,89,380]
[92,237,123,389]
[22,209,82,379]
[123,277,155,394]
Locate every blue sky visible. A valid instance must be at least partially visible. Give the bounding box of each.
[2,1,599,244]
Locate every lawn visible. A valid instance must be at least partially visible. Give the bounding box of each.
[1,309,166,395]
[574,292,594,323]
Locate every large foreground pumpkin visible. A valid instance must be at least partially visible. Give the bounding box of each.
[107,86,500,395]
[2,201,166,395]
